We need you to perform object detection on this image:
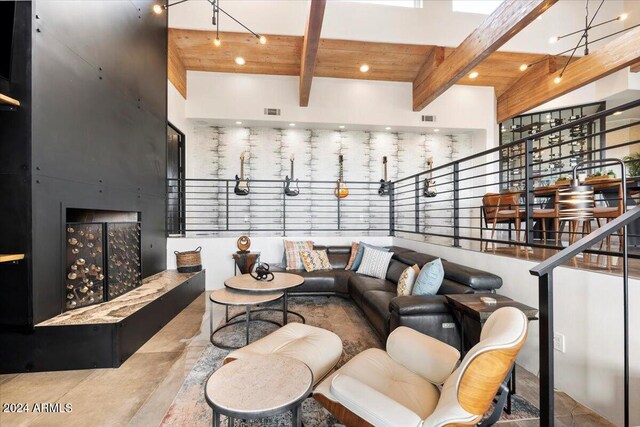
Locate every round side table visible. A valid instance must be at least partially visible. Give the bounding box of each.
[205,355,312,427]
[225,273,305,325]
[209,288,283,350]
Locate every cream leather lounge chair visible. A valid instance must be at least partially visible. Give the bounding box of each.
[314,307,528,427]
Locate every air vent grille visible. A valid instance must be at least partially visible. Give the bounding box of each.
[264,108,281,116]
[421,115,436,122]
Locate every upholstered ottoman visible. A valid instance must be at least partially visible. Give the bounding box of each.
[224,323,343,386]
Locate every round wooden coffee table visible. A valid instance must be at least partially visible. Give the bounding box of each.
[209,288,283,350]
[205,355,312,427]
[225,273,305,325]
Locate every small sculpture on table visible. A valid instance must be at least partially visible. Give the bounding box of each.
[232,235,260,275]
[250,262,274,282]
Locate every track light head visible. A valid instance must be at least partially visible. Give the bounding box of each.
[519,64,529,72]
[619,13,628,21]
[554,75,562,84]
[152,4,164,14]
[213,37,221,47]
[549,35,559,44]
[259,35,267,45]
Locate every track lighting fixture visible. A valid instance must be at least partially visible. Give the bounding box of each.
[154,0,266,49]
[519,64,529,72]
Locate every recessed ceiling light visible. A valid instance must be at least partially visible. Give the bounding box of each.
[259,35,267,44]
[213,37,221,47]
[468,71,479,79]
[289,123,296,127]
[235,57,246,65]
[385,127,391,130]
[519,64,528,72]
[236,121,243,125]
[152,4,164,14]
[360,64,370,73]
[339,125,345,129]
[433,128,440,132]
[613,111,623,116]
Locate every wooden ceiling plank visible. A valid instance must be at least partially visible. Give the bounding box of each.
[412,0,557,111]
[631,60,640,73]
[299,0,326,107]
[497,27,640,122]
[168,29,187,98]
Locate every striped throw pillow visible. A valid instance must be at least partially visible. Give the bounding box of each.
[356,247,394,280]
[344,242,359,270]
[283,240,314,270]
[300,249,332,272]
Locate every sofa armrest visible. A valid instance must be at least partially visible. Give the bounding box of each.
[389,295,451,316]
[330,374,423,427]
[386,326,460,385]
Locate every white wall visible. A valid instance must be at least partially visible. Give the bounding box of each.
[393,237,640,427]
[186,71,497,136]
[167,235,393,290]
[168,81,188,133]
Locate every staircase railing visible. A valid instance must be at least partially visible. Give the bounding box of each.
[529,205,640,427]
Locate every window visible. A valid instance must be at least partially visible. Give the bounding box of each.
[452,0,503,15]
[350,0,423,8]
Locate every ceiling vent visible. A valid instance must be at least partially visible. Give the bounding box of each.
[264,108,281,116]
[421,115,436,122]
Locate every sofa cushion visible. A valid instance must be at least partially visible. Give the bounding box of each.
[385,259,410,284]
[360,290,395,338]
[285,269,351,295]
[397,265,420,296]
[300,249,332,272]
[284,240,314,270]
[438,278,475,295]
[351,242,389,271]
[349,274,397,307]
[344,242,359,270]
[441,260,502,290]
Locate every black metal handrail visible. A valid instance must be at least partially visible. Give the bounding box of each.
[529,206,639,427]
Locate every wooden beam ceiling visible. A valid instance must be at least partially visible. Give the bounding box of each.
[168,30,187,98]
[300,0,326,106]
[169,28,551,98]
[631,60,640,73]
[412,0,557,112]
[497,26,640,122]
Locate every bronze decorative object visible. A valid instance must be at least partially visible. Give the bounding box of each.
[237,235,251,253]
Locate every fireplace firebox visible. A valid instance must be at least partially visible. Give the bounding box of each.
[65,209,141,311]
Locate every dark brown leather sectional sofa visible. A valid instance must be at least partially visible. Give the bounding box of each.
[279,245,502,348]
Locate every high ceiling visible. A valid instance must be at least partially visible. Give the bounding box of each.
[169,28,552,96]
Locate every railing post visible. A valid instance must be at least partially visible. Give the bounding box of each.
[225,180,230,232]
[453,163,460,247]
[415,176,420,233]
[389,182,395,236]
[539,272,555,427]
[337,184,341,231]
[525,139,534,244]
[282,181,286,237]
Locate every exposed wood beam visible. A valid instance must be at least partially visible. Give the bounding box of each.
[631,60,640,73]
[413,46,445,90]
[412,0,557,111]
[168,29,187,99]
[497,26,640,122]
[299,0,326,107]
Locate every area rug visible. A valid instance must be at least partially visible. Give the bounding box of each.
[160,296,539,426]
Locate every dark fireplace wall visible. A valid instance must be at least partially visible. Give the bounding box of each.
[1,1,168,326]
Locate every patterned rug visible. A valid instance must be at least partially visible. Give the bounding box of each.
[160,296,539,426]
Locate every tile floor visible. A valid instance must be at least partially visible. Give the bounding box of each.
[0,293,614,426]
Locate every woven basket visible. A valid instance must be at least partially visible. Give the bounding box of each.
[175,247,202,273]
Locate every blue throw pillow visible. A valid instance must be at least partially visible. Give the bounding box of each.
[412,258,444,296]
[351,242,389,271]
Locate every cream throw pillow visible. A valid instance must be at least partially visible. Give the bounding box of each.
[397,264,421,296]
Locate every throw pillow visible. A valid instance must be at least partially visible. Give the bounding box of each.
[397,264,421,296]
[299,249,332,272]
[344,242,359,270]
[412,258,445,296]
[283,240,314,270]
[351,242,389,271]
[356,247,394,280]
